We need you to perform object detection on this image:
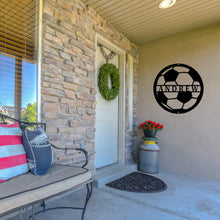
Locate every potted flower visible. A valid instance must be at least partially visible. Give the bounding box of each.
[138,120,164,138]
[138,120,164,173]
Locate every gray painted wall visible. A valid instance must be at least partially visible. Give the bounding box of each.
[138,23,220,180]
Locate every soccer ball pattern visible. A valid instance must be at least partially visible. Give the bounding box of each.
[154,64,204,114]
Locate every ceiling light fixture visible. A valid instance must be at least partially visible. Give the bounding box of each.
[159,0,176,9]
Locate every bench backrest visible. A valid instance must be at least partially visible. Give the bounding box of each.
[0,113,46,131]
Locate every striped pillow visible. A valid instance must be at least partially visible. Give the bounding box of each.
[0,122,28,182]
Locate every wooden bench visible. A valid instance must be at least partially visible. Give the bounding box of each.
[0,113,93,220]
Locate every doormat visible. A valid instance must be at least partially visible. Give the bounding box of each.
[106,172,167,193]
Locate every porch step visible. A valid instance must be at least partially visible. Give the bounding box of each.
[93,163,138,188]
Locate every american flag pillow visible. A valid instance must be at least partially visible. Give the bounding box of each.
[0,122,28,182]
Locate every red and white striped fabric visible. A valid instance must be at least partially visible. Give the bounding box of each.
[0,122,28,182]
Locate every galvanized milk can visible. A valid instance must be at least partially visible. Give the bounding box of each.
[139,137,160,173]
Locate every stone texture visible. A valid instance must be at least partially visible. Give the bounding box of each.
[41,0,138,172]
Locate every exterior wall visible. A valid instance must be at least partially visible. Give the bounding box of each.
[41,0,138,172]
[138,23,220,180]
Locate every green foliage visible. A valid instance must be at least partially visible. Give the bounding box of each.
[21,102,38,122]
[98,63,120,101]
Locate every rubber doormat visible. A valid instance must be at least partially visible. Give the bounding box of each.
[106,172,167,193]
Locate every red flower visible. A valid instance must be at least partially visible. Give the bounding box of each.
[138,120,164,131]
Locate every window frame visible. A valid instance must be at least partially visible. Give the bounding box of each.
[37,0,43,122]
[0,0,42,121]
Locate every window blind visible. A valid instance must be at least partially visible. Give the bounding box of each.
[0,0,38,120]
[0,0,36,61]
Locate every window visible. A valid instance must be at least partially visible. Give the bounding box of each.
[0,0,39,122]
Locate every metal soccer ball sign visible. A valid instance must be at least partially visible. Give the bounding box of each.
[153,63,204,114]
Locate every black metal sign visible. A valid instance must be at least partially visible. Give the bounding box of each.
[153,63,204,114]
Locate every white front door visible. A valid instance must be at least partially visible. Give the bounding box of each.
[95,45,119,169]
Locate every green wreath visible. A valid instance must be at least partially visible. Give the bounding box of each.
[98,63,120,101]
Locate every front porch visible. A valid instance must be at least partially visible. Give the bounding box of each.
[1,0,220,219]
[7,170,220,220]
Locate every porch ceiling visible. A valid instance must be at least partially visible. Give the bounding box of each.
[81,0,220,45]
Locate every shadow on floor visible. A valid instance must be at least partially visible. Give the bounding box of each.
[5,170,220,220]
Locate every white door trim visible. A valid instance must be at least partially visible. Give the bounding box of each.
[95,33,126,166]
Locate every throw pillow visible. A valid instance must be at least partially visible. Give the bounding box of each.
[22,126,53,175]
[0,122,28,182]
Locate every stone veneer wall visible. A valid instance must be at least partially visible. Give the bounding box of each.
[41,0,138,172]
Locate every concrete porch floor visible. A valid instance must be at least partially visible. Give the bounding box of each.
[7,170,220,220]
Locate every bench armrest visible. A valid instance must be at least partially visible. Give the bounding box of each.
[0,113,88,168]
[51,144,88,168]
